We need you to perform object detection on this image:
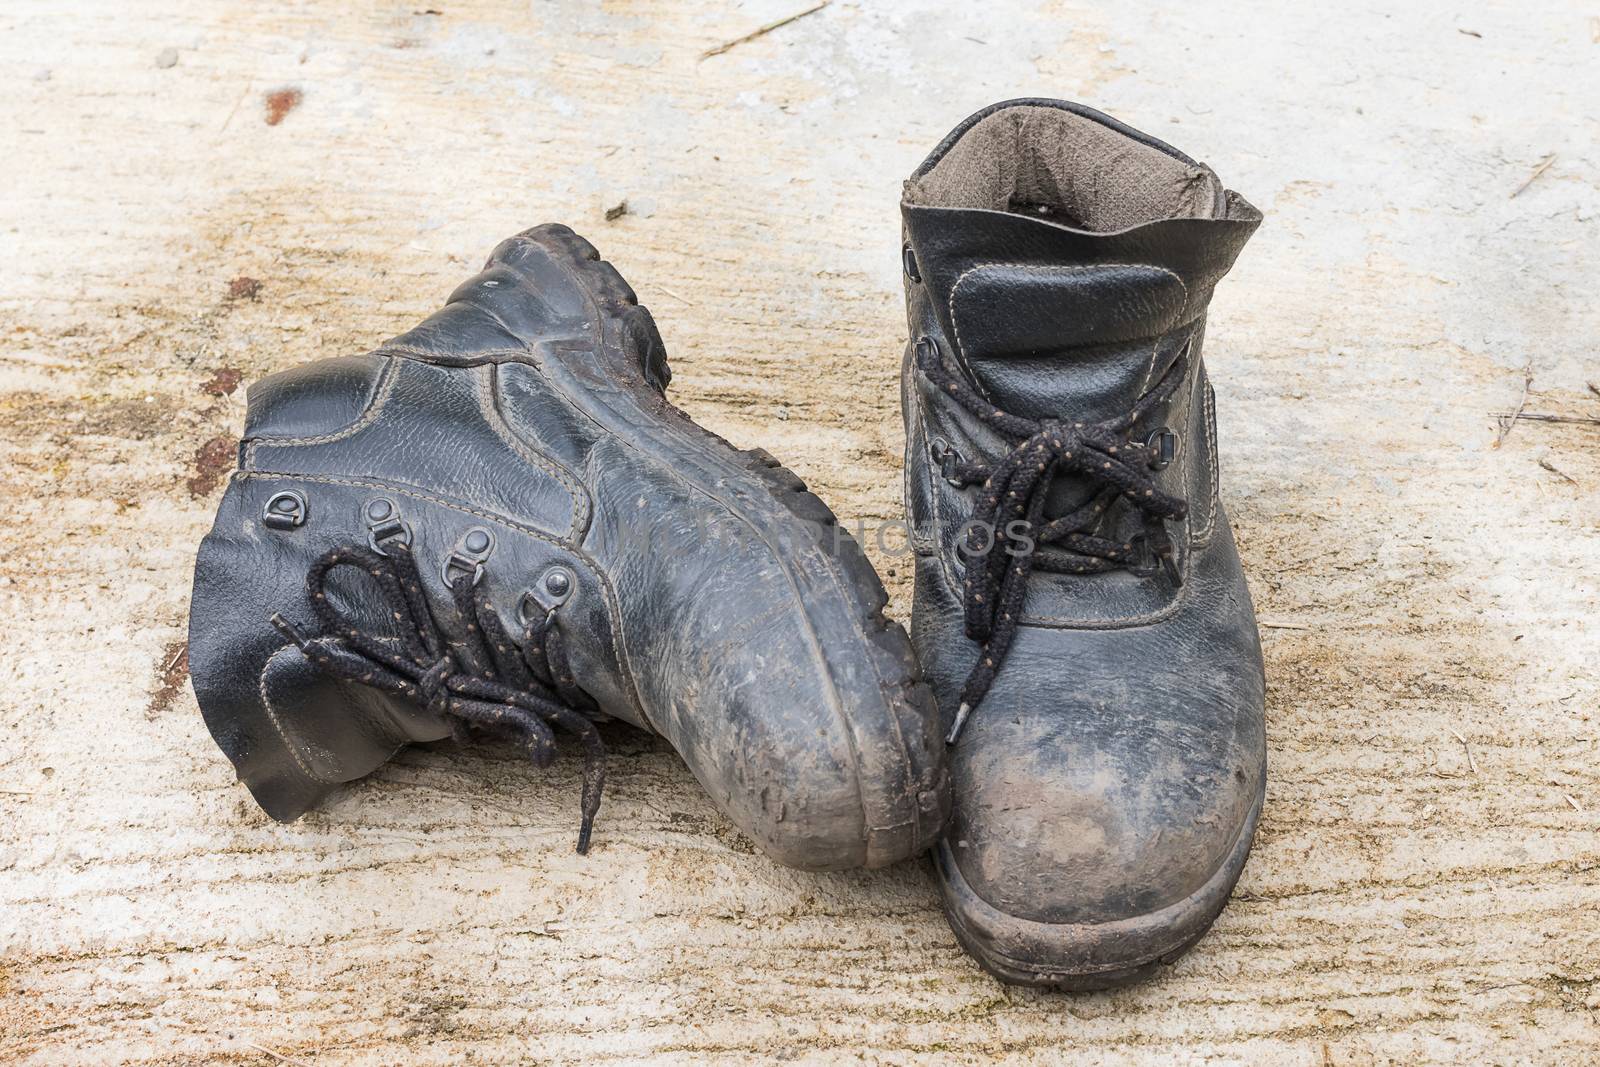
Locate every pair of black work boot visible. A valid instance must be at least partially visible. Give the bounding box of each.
[189,99,1265,989]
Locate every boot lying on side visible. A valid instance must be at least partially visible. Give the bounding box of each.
[189,224,948,870]
[898,100,1266,986]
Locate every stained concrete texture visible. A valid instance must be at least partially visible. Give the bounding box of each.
[2,2,1598,1064]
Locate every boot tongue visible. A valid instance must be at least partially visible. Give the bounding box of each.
[944,260,1193,423]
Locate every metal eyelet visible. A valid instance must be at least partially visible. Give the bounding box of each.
[521,565,577,622]
[1158,544,1181,585]
[1146,427,1180,470]
[262,489,308,530]
[929,436,966,488]
[1136,522,1184,586]
[902,244,921,283]
[363,497,411,553]
[442,526,495,588]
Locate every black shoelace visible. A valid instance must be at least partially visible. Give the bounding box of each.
[916,337,1191,743]
[270,539,606,853]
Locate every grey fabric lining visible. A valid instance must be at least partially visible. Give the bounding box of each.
[904,106,1222,231]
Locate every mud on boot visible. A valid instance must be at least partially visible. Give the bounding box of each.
[189,224,948,870]
[898,101,1266,986]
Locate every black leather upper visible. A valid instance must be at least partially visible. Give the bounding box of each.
[900,101,1267,930]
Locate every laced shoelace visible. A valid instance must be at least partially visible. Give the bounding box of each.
[270,539,606,853]
[915,337,1191,743]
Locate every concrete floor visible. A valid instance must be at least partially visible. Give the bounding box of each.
[2,1,1598,1063]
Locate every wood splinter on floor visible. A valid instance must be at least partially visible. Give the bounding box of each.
[242,1040,314,1067]
[1492,411,1600,430]
[1538,457,1579,485]
[1449,728,1477,773]
[1509,153,1555,198]
[1492,365,1533,447]
[701,0,830,59]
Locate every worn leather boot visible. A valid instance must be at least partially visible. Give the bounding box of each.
[899,100,1266,986]
[189,224,947,870]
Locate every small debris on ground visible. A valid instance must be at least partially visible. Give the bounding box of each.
[155,47,179,69]
[148,639,190,717]
[188,434,235,496]
[605,200,630,221]
[263,87,303,126]
[201,367,244,396]
[226,276,262,302]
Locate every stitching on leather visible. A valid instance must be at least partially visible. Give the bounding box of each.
[474,364,591,540]
[1135,338,1162,395]
[1195,378,1220,542]
[258,644,339,785]
[1132,275,1196,391]
[375,343,530,364]
[244,357,397,467]
[945,263,989,386]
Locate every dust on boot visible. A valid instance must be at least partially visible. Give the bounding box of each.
[898,100,1266,986]
[189,224,948,870]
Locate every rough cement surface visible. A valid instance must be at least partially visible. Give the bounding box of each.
[2,2,1598,1063]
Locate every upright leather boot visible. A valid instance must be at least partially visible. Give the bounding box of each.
[190,224,947,870]
[899,100,1265,986]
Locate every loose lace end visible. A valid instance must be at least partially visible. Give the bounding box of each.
[945,702,973,745]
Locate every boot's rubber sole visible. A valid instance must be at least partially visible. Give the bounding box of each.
[518,224,948,870]
[935,776,1263,989]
